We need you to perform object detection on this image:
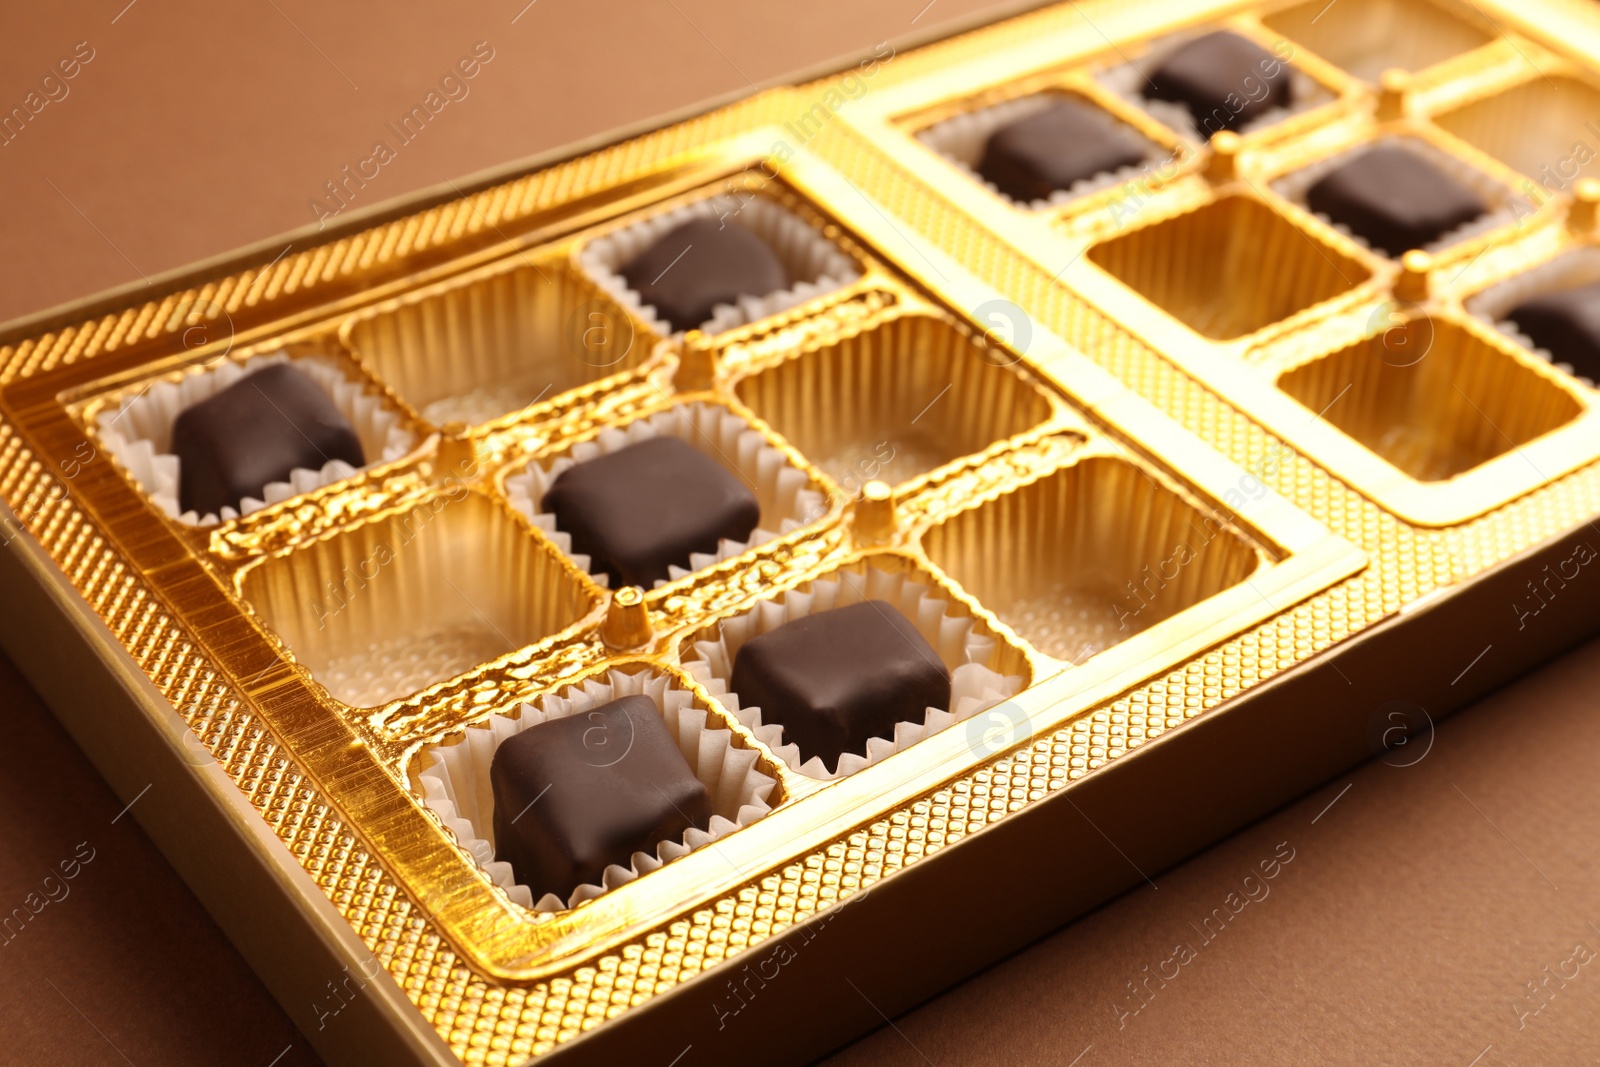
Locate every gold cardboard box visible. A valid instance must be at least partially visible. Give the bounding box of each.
[4,0,1600,1063]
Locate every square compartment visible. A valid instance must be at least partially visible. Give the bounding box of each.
[342,258,658,429]
[577,187,862,338]
[1096,28,1337,142]
[1271,135,1516,260]
[239,493,595,707]
[1275,316,1584,482]
[915,90,1171,210]
[1434,76,1600,186]
[91,348,420,527]
[504,400,827,588]
[1263,0,1494,82]
[921,454,1263,664]
[1088,193,1370,341]
[732,312,1057,491]
[1464,247,1600,383]
[409,662,784,912]
[680,553,1030,780]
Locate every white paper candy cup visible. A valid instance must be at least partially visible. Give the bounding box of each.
[578,194,859,337]
[505,402,825,589]
[917,91,1173,211]
[683,563,1027,780]
[96,351,418,527]
[1096,30,1331,143]
[413,666,780,912]
[1465,247,1600,387]
[1272,135,1525,258]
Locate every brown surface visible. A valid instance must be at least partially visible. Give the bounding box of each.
[4,2,1600,1066]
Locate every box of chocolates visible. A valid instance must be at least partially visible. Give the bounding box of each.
[4,0,1600,1064]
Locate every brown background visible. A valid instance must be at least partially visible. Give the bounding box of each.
[3,2,1599,1065]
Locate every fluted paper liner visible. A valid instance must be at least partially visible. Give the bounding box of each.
[505,402,824,588]
[414,666,780,912]
[1272,135,1524,258]
[683,563,1026,780]
[1097,29,1332,142]
[917,91,1170,210]
[579,194,860,336]
[97,351,417,527]
[1466,247,1600,386]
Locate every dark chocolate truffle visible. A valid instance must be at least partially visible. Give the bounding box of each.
[542,435,760,587]
[491,695,711,901]
[975,99,1148,203]
[730,599,951,773]
[171,362,365,517]
[1145,31,1292,135]
[618,217,790,332]
[1305,145,1488,257]
[1507,279,1600,380]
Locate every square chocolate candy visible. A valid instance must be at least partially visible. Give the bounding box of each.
[171,362,365,517]
[1306,145,1488,257]
[619,217,789,332]
[1507,280,1600,380]
[975,99,1148,203]
[541,435,760,587]
[490,694,711,901]
[1145,31,1292,135]
[730,599,951,774]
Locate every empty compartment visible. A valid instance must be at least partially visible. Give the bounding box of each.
[1088,193,1369,340]
[1434,76,1600,187]
[1276,316,1584,482]
[921,454,1262,664]
[342,258,657,428]
[733,313,1056,491]
[1263,0,1493,82]
[239,493,595,707]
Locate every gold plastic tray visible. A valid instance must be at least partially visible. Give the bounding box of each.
[3,1,1600,1064]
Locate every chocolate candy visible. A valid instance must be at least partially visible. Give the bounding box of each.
[542,435,760,587]
[172,362,365,517]
[619,217,789,332]
[730,599,951,773]
[975,99,1148,202]
[1306,145,1488,257]
[1507,280,1600,380]
[1145,31,1292,135]
[491,695,711,901]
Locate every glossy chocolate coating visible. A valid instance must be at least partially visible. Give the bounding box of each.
[618,217,790,332]
[1145,31,1292,135]
[975,99,1148,202]
[1507,280,1600,380]
[171,362,365,517]
[730,599,951,773]
[490,694,711,901]
[542,435,760,587]
[1306,145,1488,257]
